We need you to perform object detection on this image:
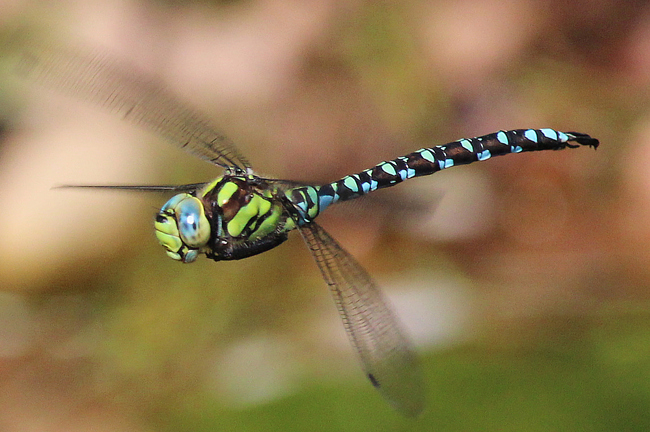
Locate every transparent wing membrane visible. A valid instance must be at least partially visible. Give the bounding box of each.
[12,34,251,173]
[54,183,207,192]
[298,222,425,417]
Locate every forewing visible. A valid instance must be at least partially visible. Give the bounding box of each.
[54,183,208,192]
[298,222,425,417]
[10,32,251,172]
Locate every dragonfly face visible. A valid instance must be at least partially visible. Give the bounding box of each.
[155,193,211,263]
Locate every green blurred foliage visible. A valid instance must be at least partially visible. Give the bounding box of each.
[0,0,647,431]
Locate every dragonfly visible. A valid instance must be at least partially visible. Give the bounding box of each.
[13,37,598,417]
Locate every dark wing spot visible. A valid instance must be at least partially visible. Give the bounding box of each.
[368,373,380,388]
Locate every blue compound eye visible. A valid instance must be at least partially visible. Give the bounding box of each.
[176,196,210,248]
[154,194,210,263]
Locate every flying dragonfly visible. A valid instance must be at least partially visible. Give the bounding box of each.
[13,36,598,417]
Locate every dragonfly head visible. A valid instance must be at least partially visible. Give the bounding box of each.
[154,193,211,263]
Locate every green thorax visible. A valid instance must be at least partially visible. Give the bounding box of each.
[198,175,295,239]
[155,174,298,263]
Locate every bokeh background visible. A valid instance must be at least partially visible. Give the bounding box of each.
[0,0,646,430]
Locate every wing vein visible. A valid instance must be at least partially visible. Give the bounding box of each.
[298,222,425,417]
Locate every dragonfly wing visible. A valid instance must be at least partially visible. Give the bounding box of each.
[11,33,251,173]
[298,221,425,417]
[54,183,208,192]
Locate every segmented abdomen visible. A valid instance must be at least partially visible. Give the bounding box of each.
[287,129,598,223]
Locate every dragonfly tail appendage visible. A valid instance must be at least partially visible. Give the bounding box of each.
[565,132,600,148]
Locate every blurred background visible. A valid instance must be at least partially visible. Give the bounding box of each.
[0,0,645,430]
